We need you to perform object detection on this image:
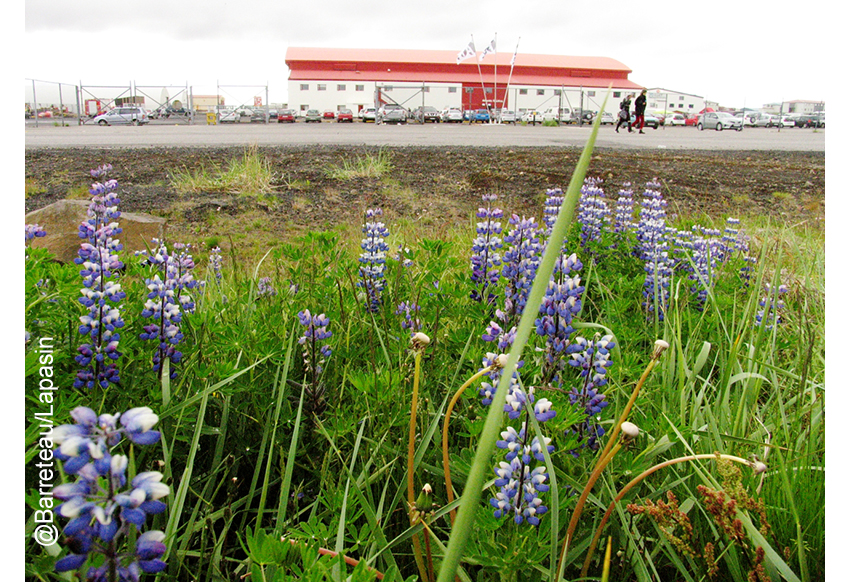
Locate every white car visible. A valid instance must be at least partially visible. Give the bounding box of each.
[697,111,742,131]
[92,107,149,126]
[441,108,464,123]
[665,113,686,126]
[778,116,796,128]
[521,110,543,124]
[360,107,376,122]
[753,114,778,128]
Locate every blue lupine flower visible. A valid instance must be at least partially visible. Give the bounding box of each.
[209,246,223,282]
[611,182,635,236]
[565,335,615,457]
[635,180,674,321]
[257,276,277,298]
[576,177,610,252]
[490,421,552,526]
[73,171,126,389]
[470,194,503,303]
[395,301,421,336]
[25,223,47,244]
[756,283,789,330]
[50,406,168,578]
[498,214,542,326]
[358,208,390,312]
[138,240,200,380]
[298,310,333,378]
[542,188,565,236]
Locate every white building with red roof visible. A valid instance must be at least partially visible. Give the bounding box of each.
[284,47,644,117]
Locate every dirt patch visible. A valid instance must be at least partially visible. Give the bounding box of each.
[25,146,825,245]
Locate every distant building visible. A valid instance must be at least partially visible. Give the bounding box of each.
[783,100,825,114]
[644,88,714,114]
[192,95,226,112]
[284,47,643,116]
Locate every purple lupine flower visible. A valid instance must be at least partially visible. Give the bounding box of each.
[720,217,757,286]
[470,194,503,303]
[564,334,615,457]
[576,177,610,252]
[635,180,674,321]
[542,188,565,237]
[610,182,635,236]
[358,208,390,312]
[756,283,789,330]
[138,240,200,380]
[73,171,126,389]
[50,406,168,578]
[498,214,542,326]
[298,310,333,379]
[25,223,47,244]
[90,163,113,179]
[490,420,552,525]
[258,276,277,298]
[534,252,585,386]
[395,301,421,336]
[209,246,223,283]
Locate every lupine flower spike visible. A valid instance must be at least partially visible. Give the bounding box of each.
[358,208,390,312]
[73,167,126,389]
[470,194,503,303]
[51,406,169,578]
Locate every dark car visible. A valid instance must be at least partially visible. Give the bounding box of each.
[795,114,824,128]
[412,106,440,123]
[268,109,278,121]
[277,109,296,123]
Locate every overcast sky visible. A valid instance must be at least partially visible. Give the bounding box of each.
[24,0,835,110]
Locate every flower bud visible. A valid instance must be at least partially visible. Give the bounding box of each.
[620,421,639,440]
[495,354,509,369]
[411,332,430,347]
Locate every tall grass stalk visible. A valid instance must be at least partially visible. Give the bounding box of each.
[435,90,608,582]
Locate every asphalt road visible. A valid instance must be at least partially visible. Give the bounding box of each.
[24,120,826,151]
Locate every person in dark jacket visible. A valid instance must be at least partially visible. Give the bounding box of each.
[615,94,633,133]
[631,89,648,134]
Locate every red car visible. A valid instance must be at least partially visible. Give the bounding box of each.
[336,109,354,122]
[684,114,700,127]
[323,110,336,120]
[277,109,296,123]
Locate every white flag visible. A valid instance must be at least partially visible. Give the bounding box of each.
[456,41,476,64]
[510,45,518,66]
[479,38,496,61]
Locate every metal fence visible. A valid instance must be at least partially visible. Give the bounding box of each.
[25,79,274,126]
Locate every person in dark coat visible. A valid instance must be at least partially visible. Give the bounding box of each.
[615,94,633,133]
[631,89,648,134]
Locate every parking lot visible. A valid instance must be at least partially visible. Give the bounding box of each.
[24,119,826,152]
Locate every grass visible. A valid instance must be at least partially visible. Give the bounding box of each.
[325,149,393,180]
[170,144,275,195]
[24,152,824,582]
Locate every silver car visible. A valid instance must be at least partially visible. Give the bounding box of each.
[92,107,149,126]
[440,108,464,123]
[697,111,742,132]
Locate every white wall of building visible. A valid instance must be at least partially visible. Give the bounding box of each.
[645,88,706,114]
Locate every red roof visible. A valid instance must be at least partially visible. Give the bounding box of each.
[285,47,642,90]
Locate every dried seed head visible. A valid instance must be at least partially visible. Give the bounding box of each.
[620,421,640,440]
[495,354,509,369]
[751,461,768,474]
[411,332,430,348]
[653,339,670,359]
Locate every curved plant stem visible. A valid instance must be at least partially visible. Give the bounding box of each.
[442,367,493,525]
[557,350,663,578]
[408,351,429,582]
[285,538,385,580]
[580,453,758,578]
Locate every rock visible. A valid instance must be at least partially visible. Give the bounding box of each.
[25,199,167,263]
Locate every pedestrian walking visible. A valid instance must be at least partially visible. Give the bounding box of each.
[615,94,633,133]
[632,89,647,134]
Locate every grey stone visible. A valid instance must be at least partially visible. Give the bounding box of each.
[26,200,167,263]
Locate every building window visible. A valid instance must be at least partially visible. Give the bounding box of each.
[688,104,694,108]
[679,96,684,101]
[300,105,308,111]
[587,91,596,97]
[337,84,346,91]
[384,86,393,92]
[355,84,365,91]
[519,89,528,95]
[613,92,621,98]
[448,87,457,93]
[484,87,493,94]
[300,84,309,91]
[537,89,545,96]
[317,84,326,91]
[554,90,561,96]
[423,86,430,93]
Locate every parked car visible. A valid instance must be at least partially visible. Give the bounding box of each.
[336,108,354,122]
[521,110,543,124]
[542,107,572,123]
[473,109,491,123]
[304,109,323,123]
[794,113,825,128]
[412,106,440,123]
[630,113,660,129]
[92,107,149,126]
[440,108,464,123]
[734,113,757,127]
[268,109,278,121]
[685,114,700,127]
[360,107,376,122]
[250,109,268,123]
[377,104,408,124]
[498,110,517,124]
[777,115,796,128]
[753,114,778,128]
[697,111,742,131]
[277,109,296,123]
[665,113,686,126]
[599,112,615,125]
[322,110,336,120]
[571,109,596,125]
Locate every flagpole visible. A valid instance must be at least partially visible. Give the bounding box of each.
[474,35,488,117]
[505,37,520,112]
[493,32,497,120]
